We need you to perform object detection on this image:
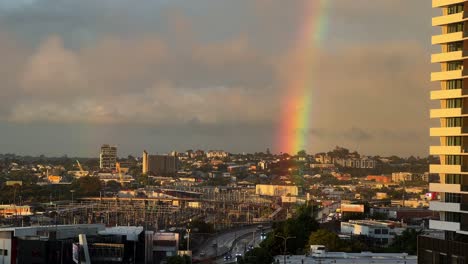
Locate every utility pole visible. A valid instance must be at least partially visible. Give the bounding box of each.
[275,235,295,264]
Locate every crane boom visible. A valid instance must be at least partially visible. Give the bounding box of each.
[76,160,87,177]
[116,162,124,185]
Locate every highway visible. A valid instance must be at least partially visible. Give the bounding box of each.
[194,225,267,261]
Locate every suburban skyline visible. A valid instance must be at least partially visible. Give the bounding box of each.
[0,0,437,157]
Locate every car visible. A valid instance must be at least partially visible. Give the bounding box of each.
[199,251,206,257]
[224,254,232,261]
[247,245,254,251]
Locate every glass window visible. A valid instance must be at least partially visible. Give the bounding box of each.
[448,42,463,52]
[448,22,464,33]
[446,155,462,165]
[447,79,463,90]
[445,193,461,203]
[446,174,462,184]
[374,229,381,234]
[447,117,463,127]
[381,229,388,235]
[447,136,462,146]
[448,4,464,15]
[447,61,463,71]
[445,212,461,222]
[447,98,463,108]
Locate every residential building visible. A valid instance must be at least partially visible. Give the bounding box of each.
[366,175,392,183]
[391,172,413,182]
[335,157,376,169]
[418,2,468,261]
[255,184,299,197]
[142,151,178,176]
[206,150,229,159]
[100,144,117,170]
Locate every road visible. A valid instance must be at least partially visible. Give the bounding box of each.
[214,228,268,264]
[195,226,263,259]
[274,255,416,264]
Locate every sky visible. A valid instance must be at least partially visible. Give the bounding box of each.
[0,0,439,157]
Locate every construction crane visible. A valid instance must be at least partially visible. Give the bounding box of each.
[76,160,87,177]
[116,162,124,185]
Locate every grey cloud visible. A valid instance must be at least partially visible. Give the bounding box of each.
[0,0,436,156]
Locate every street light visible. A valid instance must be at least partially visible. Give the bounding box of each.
[70,190,75,224]
[186,218,192,253]
[275,235,295,264]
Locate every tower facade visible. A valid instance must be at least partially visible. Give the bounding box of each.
[100,144,117,170]
[142,150,148,174]
[418,1,468,262]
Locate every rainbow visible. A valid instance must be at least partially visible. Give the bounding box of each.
[277,0,329,154]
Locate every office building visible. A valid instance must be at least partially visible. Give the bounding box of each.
[142,151,178,176]
[100,144,117,170]
[418,1,468,262]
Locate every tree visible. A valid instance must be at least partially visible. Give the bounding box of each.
[261,205,319,255]
[238,248,273,264]
[73,176,102,196]
[388,228,422,254]
[297,150,307,157]
[105,180,122,192]
[167,255,191,264]
[308,229,342,251]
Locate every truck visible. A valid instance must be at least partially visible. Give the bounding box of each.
[310,245,326,258]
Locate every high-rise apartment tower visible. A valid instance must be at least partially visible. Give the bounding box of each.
[418,1,468,262]
[100,144,117,170]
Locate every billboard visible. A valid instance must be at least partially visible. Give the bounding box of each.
[340,204,364,213]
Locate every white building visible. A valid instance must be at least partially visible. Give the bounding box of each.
[340,220,405,246]
[206,150,229,159]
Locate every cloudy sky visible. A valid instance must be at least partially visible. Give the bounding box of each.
[0,0,438,157]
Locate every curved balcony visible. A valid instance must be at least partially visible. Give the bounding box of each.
[433,0,466,8]
[430,201,461,212]
[430,164,468,174]
[431,89,468,100]
[430,107,465,118]
[433,12,466,26]
[431,50,468,63]
[430,219,460,232]
[430,145,468,155]
[430,126,468,136]
[431,69,468,82]
[432,31,467,45]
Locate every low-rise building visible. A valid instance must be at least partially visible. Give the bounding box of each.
[340,220,405,246]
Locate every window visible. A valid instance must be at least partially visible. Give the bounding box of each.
[0,249,7,256]
[446,155,463,165]
[374,229,381,234]
[448,22,464,33]
[447,136,462,146]
[445,193,461,203]
[448,4,464,15]
[445,212,461,222]
[447,117,463,127]
[448,42,463,52]
[447,98,463,108]
[447,79,463,90]
[446,174,462,184]
[447,61,463,71]
[381,229,389,235]
[381,238,389,245]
